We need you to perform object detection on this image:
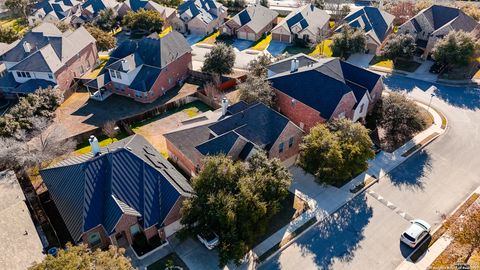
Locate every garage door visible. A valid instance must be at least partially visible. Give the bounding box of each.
[237,31,247,40]
[272,33,290,43]
[247,32,256,41]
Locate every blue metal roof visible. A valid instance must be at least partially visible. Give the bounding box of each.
[40,135,192,241]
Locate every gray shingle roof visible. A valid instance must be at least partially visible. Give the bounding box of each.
[229,4,278,34]
[272,4,330,36]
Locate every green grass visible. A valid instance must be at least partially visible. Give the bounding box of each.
[394,58,422,72]
[251,33,272,51]
[283,45,313,55]
[0,18,28,34]
[130,100,213,132]
[75,132,130,155]
[147,253,189,270]
[309,39,333,57]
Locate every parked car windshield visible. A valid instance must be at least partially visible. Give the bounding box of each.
[403,233,416,242]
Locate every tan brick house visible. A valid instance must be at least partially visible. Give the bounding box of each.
[268,54,384,132]
[221,4,278,41]
[40,135,193,251]
[165,101,304,176]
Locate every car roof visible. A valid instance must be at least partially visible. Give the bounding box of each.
[405,221,428,238]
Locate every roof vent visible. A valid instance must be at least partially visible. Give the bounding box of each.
[23,41,31,53]
[221,97,229,116]
[290,58,299,72]
[88,135,101,156]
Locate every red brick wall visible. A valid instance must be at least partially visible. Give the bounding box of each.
[55,42,98,97]
[368,78,384,111]
[275,88,326,132]
[143,225,160,240]
[113,214,139,245]
[330,91,357,120]
[165,138,198,177]
[269,121,303,161]
[162,197,185,226]
[106,52,192,103]
[81,225,111,249]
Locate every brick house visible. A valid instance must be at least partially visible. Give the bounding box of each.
[271,4,330,45]
[165,101,304,176]
[28,0,82,26]
[335,7,394,54]
[40,134,194,251]
[117,0,178,28]
[221,4,278,41]
[86,31,192,103]
[72,0,120,24]
[397,5,480,59]
[267,54,384,132]
[0,22,97,99]
[176,0,227,36]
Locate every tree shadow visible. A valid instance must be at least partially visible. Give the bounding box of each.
[383,75,480,111]
[260,195,373,270]
[386,150,432,191]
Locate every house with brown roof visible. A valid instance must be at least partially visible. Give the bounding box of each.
[221,4,278,41]
[398,5,480,59]
[165,101,303,176]
[0,23,97,99]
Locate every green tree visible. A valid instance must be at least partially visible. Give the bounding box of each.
[95,8,118,32]
[297,119,374,185]
[0,26,21,43]
[247,54,272,77]
[122,9,163,36]
[29,243,134,270]
[331,25,366,59]
[238,75,275,107]
[259,0,269,8]
[376,92,427,148]
[152,0,182,7]
[202,43,236,76]
[381,33,416,62]
[85,24,116,51]
[54,21,73,33]
[432,31,478,68]
[181,152,291,266]
[5,0,30,18]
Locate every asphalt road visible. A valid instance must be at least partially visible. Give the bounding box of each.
[260,75,480,270]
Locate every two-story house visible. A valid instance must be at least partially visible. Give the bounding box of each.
[28,0,82,26]
[176,0,227,35]
[271,4,330,45]
[117,0,177,28]
[267,53,384,132]
[86,30,192,103]
[221,4,278,41]
[398,5,479,59]
[0,23,97,99]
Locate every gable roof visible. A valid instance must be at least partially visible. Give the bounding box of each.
[81,0,119,16]
[403,5,478,36]
[178,0,223,24]
[40,134,193,241]
[339,6,394,44]
[1,23,95,73]
[268,55,381,119]
[272,4,330,35]
[228,4,278,33]
[32,0,81,21]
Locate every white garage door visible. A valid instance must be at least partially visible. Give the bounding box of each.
[237,31,247,40]
[247,32,256,41]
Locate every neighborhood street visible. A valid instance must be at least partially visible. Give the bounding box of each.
[260,75,480,270]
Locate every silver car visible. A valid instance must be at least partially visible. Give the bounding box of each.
[400,219,431,248]
[197,231,220,250]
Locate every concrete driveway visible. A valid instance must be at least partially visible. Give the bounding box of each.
[191,44,262,70]
[346,53,375,68]
[261,75,480,269]
[266,41,287,57]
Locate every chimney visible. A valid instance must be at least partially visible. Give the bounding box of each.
[121,59,129,72]
[23,41,31,53]
[221,97,229,116]
[290,58,298,72]
[88,135,101,156]
[295,59,300,70]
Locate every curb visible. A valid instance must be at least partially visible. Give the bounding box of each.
[256,102,448,267]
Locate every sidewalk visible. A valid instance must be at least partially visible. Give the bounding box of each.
[254,101,447,264]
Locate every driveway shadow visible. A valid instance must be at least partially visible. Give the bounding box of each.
[387,150,431,191]
[261,195,373,270]
[383,75,480,110]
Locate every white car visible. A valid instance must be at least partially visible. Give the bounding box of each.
[197,231,220,250]
[400,219,431,248]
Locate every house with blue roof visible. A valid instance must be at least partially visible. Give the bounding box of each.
[165,101,303,176]
[28,0,82,26]
[86,30,191,103]
[0,23,97,99]
[177,0,227,35]
[336,6,394,54]
[267,53,384,132]
[221,4,278,41]
[271,4,330,45]
[40,134,194,250]
[117,0,178,29]
[72,0,120,24]
[398,5,479,59]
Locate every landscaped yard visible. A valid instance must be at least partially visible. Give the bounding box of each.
[440,58,480,81]
[370,57,421,72]
[147,253,189,270]
[309,39,333,57]
[0,17,28,34]
[198,30,220,44]
[251,33,272,51]
[159,26,172,37]
[74,132,130,155]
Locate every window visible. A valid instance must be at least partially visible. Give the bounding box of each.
[25,72,31,78]
[48,73,53,79]
[116,71,122,79]
[359,104,365,114]
[110,69,116,78]
[88,232,101,247]
[288,137,294,148]
[130,224,141,237]
[16,71,21,77]
[279,142,284,153]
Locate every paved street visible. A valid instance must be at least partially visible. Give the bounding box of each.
[260,75,480,270]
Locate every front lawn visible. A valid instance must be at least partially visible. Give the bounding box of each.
[159,26,172,37]
[147,253,189,270]
[439,59,480,81]
[251,33,272,51]
[282,45,313,55]
[370,56,394,69]
[198,30,220,44]
[309,39,333,57]
[0,17,28,34]
[370,56,420,72]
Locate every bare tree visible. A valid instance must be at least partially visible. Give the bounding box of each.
[0,137,23,171]
[102,121,118,142]
[448,203,480,263]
